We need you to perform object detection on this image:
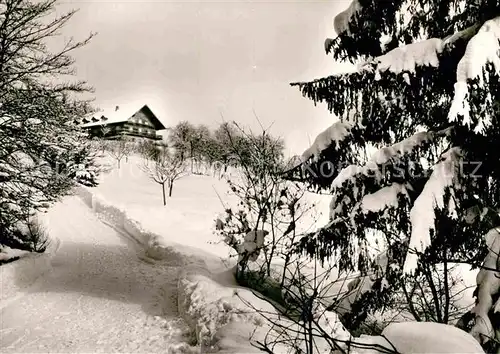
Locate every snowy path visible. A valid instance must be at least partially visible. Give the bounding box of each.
[0,196,191,353]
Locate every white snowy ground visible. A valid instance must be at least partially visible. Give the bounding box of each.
[0,156,280,353]
[0,196,199,353]
[0,155,484,353]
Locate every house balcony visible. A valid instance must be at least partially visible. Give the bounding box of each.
[122,131,163,140]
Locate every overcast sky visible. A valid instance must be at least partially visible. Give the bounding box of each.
[58,0,353,156]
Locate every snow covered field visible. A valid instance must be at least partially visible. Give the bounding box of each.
[90,155,236,259]
[0,155,282,352]
[0,154,483,353]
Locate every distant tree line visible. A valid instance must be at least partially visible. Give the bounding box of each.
[167,121,285,173]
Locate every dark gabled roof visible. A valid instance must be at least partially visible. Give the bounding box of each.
[81,104,166,130]
[138,104,165,130]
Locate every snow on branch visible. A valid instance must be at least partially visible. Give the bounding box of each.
[333,0,362,36]
[329,23,479,80]
[360,183,409,214]
[328,129,448,221]
[372,24,479,77]
[292,25,478,120]
[282,116,364,191]
[369,130,442,165]
[448,16,500,131]
[301,120,355,163]
[375,38,443,76]
[404,147,463,274]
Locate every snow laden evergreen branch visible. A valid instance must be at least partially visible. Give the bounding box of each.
[283,120,366,191]
[404,147,463,273]
[448,16,500,134]
[329,128,451,221]
[329,0,496,62]
[291,27,477,117]
[293,128,450,268]
[292,28,478,158]
[330,0,405,60]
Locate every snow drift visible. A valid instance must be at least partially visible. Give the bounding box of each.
[177,266,270,353]
[75,186,179,261]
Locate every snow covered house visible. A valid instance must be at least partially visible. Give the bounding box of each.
[80,104,166,141]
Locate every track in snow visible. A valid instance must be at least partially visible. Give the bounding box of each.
[0,196,195,353]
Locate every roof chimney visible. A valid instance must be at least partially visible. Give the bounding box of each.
[115,105,119,112]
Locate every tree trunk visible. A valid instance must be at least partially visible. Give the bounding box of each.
[162,182,166,206]
[190,142,194,173]
[169,179,174,197]
[443,249,450,324]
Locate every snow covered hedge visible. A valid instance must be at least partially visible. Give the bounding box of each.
[75,186,177,260]
[177,266,271,352]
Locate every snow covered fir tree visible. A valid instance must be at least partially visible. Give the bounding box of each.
[0,0,99,251]
[285,0,500,351]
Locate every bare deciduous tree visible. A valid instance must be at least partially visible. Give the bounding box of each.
[107,138,133,169]
[141,149,187,206]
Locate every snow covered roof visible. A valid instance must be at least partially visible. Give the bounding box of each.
[80,104,166,130]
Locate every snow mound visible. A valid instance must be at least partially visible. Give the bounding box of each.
[177,265,357,353]
[328,321,484,353]
[0,246,30,262]
[177,266,275,352]
[382,322,484,353]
